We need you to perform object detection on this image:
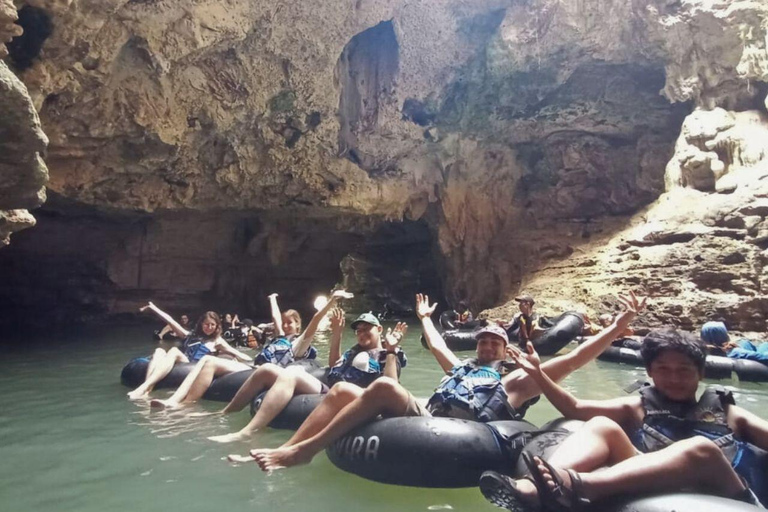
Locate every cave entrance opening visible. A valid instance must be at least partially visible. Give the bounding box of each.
[0,202,445,334]
[340,219,444,318]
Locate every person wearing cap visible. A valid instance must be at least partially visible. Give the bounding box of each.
[324,311,408,388]
[505,294,541,348]
[248,291,646,472]
[208,296,407,444]
[702,321,768,363]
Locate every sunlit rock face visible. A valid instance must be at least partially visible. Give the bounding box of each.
[2,0,768,328]
[0,58,48,247]
[486,108,768,333]
[0,0,23,60]
[1,0,49,249]
[483,2,768,332]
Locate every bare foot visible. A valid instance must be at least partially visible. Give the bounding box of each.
[251,446,313,472]
[250,446,275,458]
[227,454,256,463]
[127,389,148,400]
[208,431,252,443]
[150,399,179,410]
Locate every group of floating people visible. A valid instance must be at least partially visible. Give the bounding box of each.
[122,289,768,511]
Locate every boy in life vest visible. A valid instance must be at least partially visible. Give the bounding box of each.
[480,328,768,511]
[246,291,645,472]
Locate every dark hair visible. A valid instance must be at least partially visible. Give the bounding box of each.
[640,328,706,372]
[457,301,468,311]
[194,311,222,340]
[282,309,302,331]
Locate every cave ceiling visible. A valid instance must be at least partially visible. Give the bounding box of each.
[3,0,768,328]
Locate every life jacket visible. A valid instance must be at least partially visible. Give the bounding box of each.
[507,314,536,348]
[182,333,214,362]
[633,385,767,504]
[326,346,407,388]
[427,358,535,422]
[254,335,317,368]
[246,329,259,348]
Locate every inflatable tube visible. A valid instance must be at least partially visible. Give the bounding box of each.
[423,312,583,356]
[597,346,644,365]
[597,347,768,382]
[733,358,768,382]
[439,310,458,330]
[438,311,483,331]
[612,337,642,350]
[421,329,478,351]
[528,312,584,356]
[514,419,764,512]
[119,357,326,401]
[325,416,537,488]
[251,393,326,430]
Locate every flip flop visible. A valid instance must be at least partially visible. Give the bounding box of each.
[521,452,590,512]
[479,471,540,512]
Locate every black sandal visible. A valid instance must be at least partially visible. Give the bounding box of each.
[522,452,590,512]
[479,471,541,512]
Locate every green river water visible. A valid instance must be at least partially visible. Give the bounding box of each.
[2,323,768,512]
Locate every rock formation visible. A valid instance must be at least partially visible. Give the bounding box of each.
[0,0,22,60]
[483,2,768,333]
[486,106,768,334]
[0,0,48,248]
[1,0,767,330]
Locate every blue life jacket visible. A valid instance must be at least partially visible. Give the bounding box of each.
[632,385,767,505]
[427,358,534,422]
[326,346,407,387]
[182,334,214,362]
[254,335,317,368]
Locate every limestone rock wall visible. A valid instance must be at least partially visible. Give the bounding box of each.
[1,0,48,248]
[0,56,48,247]
[0,0,22,59]
[485,106,768,333]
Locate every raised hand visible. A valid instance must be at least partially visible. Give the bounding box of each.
[415,294,437,319]
[384,322,408,353]
[139,301,154,313]
[331,289,354,301]
[509,341,542,375]
[268,293,278,300]
[330,308,345,331]
[614,291,647,328]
